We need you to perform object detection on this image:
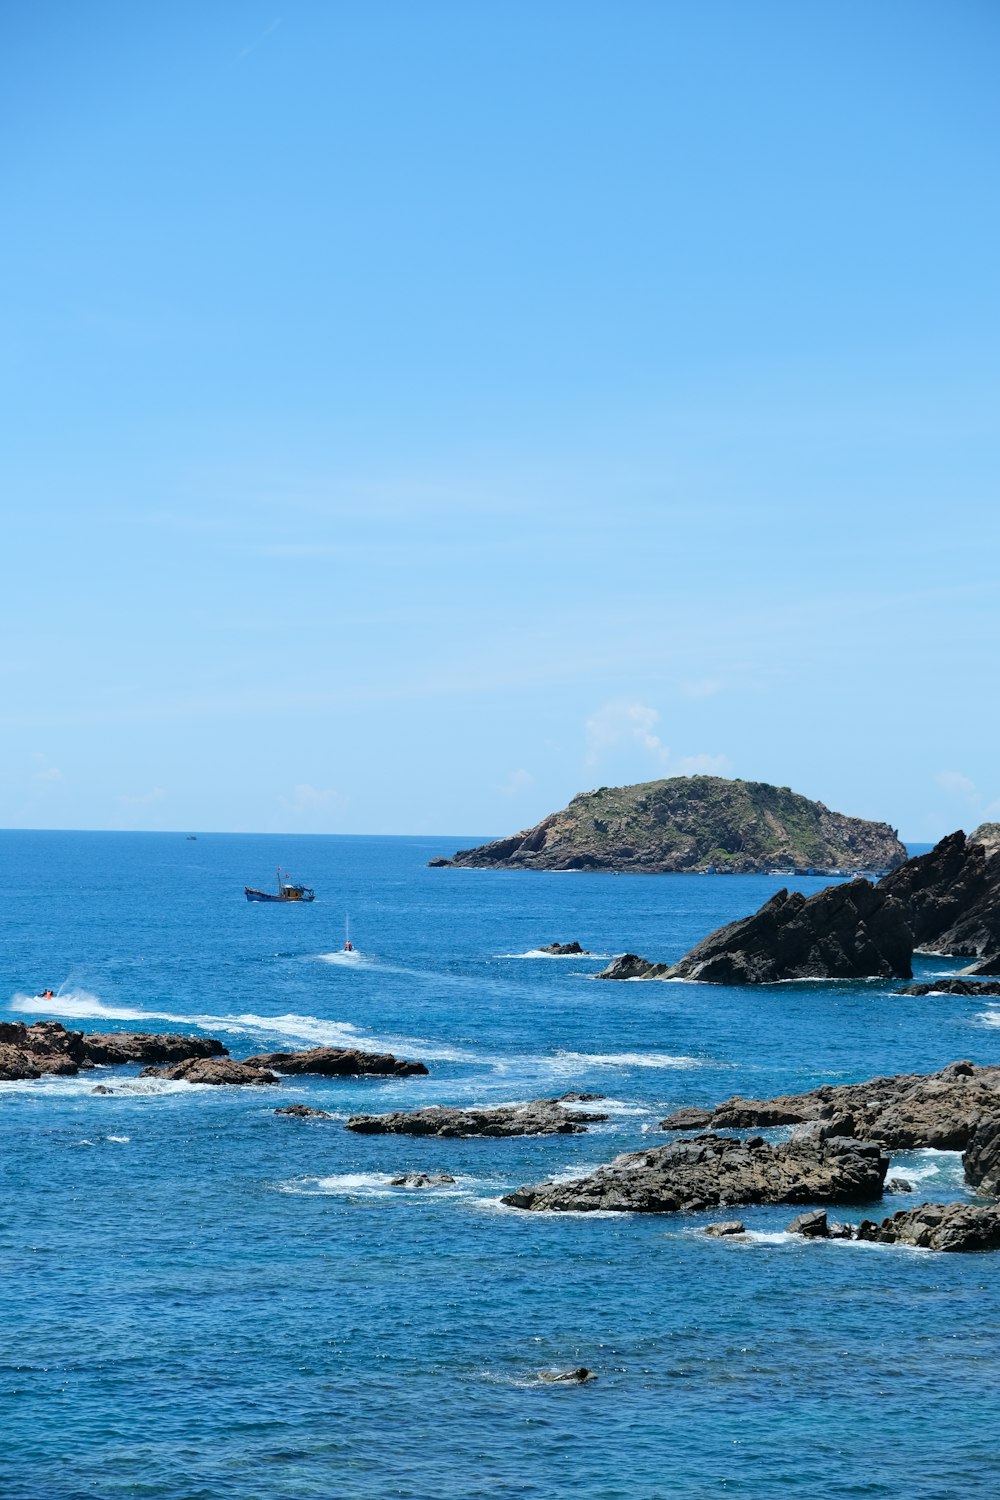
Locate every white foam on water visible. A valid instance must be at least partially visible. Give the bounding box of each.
[890,1148,966,1190]
[553,1050,705,1070]
[976,1010,1000,1028]
[279,1172,477,1198]
[499,951,608,961]
[740,1230,798,1246]
[316,950,369,967]
[105,1135,130,1143]
[10,990,474,1065]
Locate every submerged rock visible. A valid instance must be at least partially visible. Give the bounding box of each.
[274,1104,333,1119]
[537,1367,596,1383]
[558,1091,606,1103]
[896,979,1000,997]
[141,1058,278,1086]
[536,941,590,956]
[854,1202,1000,1252]
[245,1046,428,1078]
[664,881,913,984]
[501,1132,888,1214]
[595,953,670,980]
[389,1172,457,1188]
[704,1220,746,1237]
[346,1098,609,1138]
[884,1178,914,1194]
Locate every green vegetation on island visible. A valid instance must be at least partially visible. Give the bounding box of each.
[430,776,906,875]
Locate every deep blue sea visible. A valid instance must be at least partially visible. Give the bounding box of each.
[3,831,1000,1499]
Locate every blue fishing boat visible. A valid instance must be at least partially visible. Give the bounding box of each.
[245,867,315,903]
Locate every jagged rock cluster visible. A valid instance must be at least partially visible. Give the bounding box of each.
[0,1021,224,1082]
[596,828,1000,985]
[346,1097,608,1137]
[246,1046,428,1077]
[501,1132,888,1213]
[783,1204,1000,1252]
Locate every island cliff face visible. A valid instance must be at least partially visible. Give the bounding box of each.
[431,777,906,875]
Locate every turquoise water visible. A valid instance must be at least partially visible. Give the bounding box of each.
[2,831,999,1499]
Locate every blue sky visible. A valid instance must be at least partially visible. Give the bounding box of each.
[2,1,998,838]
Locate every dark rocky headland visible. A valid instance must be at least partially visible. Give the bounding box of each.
[429,776,906,875]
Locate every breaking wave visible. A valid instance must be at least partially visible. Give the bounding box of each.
[10,990,474,1063]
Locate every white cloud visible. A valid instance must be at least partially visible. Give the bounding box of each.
[673,752,733,776]
[281,783,345,815]
[496,768,534,796]
[585,700,671,768]
[584,699,731,778]
[936,770,979,801]
[120,787,166,806]
[31,765,63,784]
[678,677,722,699]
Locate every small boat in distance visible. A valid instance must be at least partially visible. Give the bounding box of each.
[245,867,315,903]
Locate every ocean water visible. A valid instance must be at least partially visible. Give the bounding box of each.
[2,831,999,1499]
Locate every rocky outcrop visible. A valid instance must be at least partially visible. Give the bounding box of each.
[83,1033,226,1065]
[245,1046,428,1077]
[663,880,913,984]
[346,1098,609,1138]
[274,1104,333,1119]
[389,1172,457,1188]
[537,1368,596,1383]
[970,822,1000,857]
[0,1021,229,1082]
[595,954,670,980]
[879,831,1000,957]
[705,1219,746,1237]
[501,1132,888,1214]
[784,1202,1000,1250]
[536,941,590,955]
[700,1060,1000,1150]
[962,955,1000,976]
[897,979,1000,997]
[431,777,906,875]
[964,1118,1000,1195]
[140,1058,277,1085]
[661,1106,715,1130]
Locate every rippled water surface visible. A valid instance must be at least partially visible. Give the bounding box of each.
[2,831,999,1498]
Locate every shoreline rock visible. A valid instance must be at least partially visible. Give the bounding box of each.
[0,1021,229,1082]
[879,831,1000,957]
[245,1046,428,1078]
[346,1098,609,1138]
[897,979,1000,997]
[693,1060,1000,1152]
[663,881,913,984]
[501,1132,888,1214]
[595,954,670,981]
[788,1202,1000,1252]
[141,1058,278,1086]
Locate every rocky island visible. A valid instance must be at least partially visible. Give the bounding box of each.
[429,776,906,874]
